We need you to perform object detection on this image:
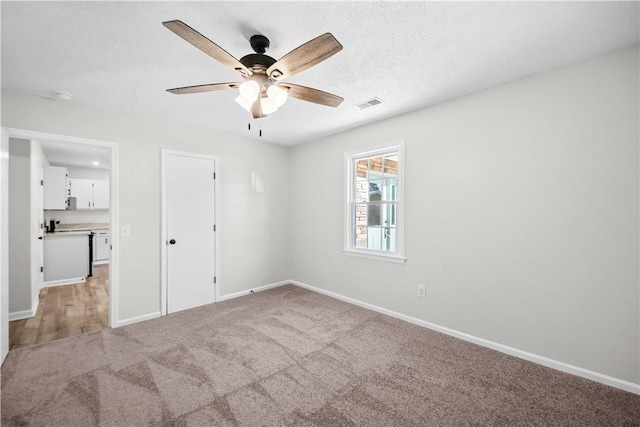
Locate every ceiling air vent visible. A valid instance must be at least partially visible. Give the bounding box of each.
[356,97,384,110]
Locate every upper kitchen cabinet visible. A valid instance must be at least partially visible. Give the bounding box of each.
[70,178,109,210]
[70,179,92,209]
[43,166,69,210]
[93,180,109,209]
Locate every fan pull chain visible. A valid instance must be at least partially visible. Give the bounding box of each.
[247,121,262,138]
[259,104,263,138]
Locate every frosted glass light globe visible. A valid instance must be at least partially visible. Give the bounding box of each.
[267,85,288,107]
[260,96,278,115]
[239,80,260,102]
[234,95,253,112]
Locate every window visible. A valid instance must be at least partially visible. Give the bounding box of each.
[344,141,405,264]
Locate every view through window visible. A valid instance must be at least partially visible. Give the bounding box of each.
[345,141,405,263]
[353,153,398,251]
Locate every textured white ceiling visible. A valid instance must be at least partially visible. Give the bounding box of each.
[2,1,638,146]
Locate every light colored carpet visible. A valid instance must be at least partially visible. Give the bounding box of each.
[1,284,638,426]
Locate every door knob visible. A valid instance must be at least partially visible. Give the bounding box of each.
[38,236,43,240]
[169,239,176,245]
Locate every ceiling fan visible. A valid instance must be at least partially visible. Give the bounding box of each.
[163,20,344,119]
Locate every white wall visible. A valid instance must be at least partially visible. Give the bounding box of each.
[290,47,639,385]
[8,138,48,315]
[8,139,32,312]
[1,92,292,322]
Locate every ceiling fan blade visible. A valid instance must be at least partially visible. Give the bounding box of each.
[267,33,342,80]
[166,82,240,95]
[280,83,343,107]
[163,20,252,76]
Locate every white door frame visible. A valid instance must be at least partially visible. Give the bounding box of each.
[37,164,45,291]
[160,149,220,316]
[1,130,10,363]
[1,127,120,329]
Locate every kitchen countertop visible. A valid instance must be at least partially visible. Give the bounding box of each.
[56,223,109,231]
[45,230,92,237]
[45,223,109,237]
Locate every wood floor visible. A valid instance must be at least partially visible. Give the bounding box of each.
[9,264,109,350]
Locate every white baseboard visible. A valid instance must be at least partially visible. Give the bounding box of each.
[115,311,161,328]
[218,280,290,302]
[9,295,39,321]
[93,260,109,266]
[290,280,640,395]
[43,277,86,288]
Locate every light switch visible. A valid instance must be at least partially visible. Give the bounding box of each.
[120,225,131,238]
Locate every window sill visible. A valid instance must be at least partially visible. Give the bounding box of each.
[343,249,406,264]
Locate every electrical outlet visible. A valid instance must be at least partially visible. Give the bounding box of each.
[417,284,426,298]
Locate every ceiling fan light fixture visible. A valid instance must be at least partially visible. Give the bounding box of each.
[260,96,278,115]
[234,95,253,112]
[267,85,288,107]
[239,80,260,102]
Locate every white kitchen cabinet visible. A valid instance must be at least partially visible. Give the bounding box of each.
[44,234,90,284]
[70,179,93,209]
[43,166,69,210]
[93,230,110,262]
[93,180,110,209]
[70,178,109,210]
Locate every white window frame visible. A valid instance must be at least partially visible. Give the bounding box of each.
[344,140,406,264]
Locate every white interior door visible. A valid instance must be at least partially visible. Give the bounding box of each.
[165,153,216,314]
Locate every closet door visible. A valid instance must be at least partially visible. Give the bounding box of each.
[164,152,216,314]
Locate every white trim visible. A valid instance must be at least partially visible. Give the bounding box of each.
[218,280,290,302]
[344,140,405,262]
[160,151,167,315]
[289,279,640,395]
[8,310,34,322]
[2,127,120,329]
[1,130,9,364]
[9,295,39,321]
[92,260,109,266]
[115,311,161,328]
[43,277,85,287]
[3,128,116,150]
[108,143,120,328]
[160,149,220,316]
[343,248,406,264]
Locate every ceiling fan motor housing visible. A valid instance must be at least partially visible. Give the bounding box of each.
[250,34,270,54]
[239,54,276,73]
[240,35,278,78]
